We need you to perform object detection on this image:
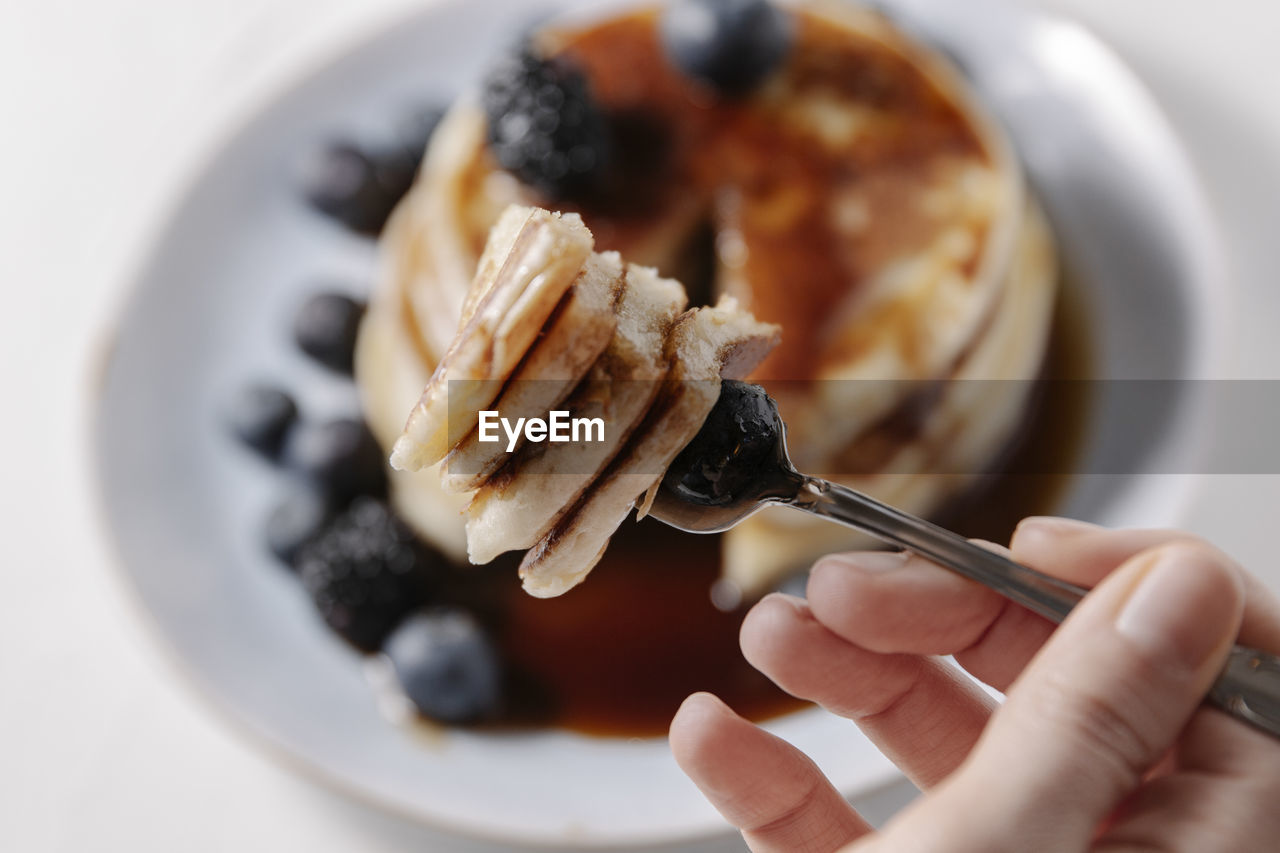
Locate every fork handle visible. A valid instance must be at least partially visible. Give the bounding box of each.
[788,475,1280,740]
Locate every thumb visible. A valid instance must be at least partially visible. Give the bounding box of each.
[937,541,1244,846]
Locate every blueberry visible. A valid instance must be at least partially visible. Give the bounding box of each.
[661,0,794,96]
[226,384,298,459]
[383,608,503,724]
[664,380,782,506]
[287,417,387,503]
[481,48,612,200]
[293,292,365,375]
[264,486,333,568]
[297,498,438,652]
[299,141,414,235]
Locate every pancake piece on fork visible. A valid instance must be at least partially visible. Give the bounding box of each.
[519,297,780,598]
[441,251,626,493]
[463,263,687,564]
[390,205,593,472]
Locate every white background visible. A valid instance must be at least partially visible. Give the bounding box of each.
[4,0,1280,850]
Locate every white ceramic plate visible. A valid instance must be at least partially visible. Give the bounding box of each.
[93,0,1225,847]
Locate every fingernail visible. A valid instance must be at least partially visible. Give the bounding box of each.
[1016,516,1098,539]
[819,549,910,574]
[683,691,732,717]
[759,592,807,613]
[1114,547,1237,670]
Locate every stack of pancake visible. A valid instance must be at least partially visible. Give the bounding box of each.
[355,1,1057,594]
[385,205,778,596]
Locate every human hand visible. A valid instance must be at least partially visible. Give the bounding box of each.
[670,518,1280,851]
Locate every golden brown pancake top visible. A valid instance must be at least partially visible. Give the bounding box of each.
[519,6,992,383]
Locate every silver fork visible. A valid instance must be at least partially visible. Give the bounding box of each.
[649,381,1280,739]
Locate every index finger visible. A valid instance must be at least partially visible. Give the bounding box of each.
[1011,518,1280,651]
[808,518,1280,692]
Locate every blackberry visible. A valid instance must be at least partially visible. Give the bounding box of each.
[226,384,298,460]
[296,498,438,652]
[293,292,365,375]
[481,48,611,200]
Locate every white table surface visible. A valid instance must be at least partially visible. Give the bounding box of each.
[4,0,1279,850]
